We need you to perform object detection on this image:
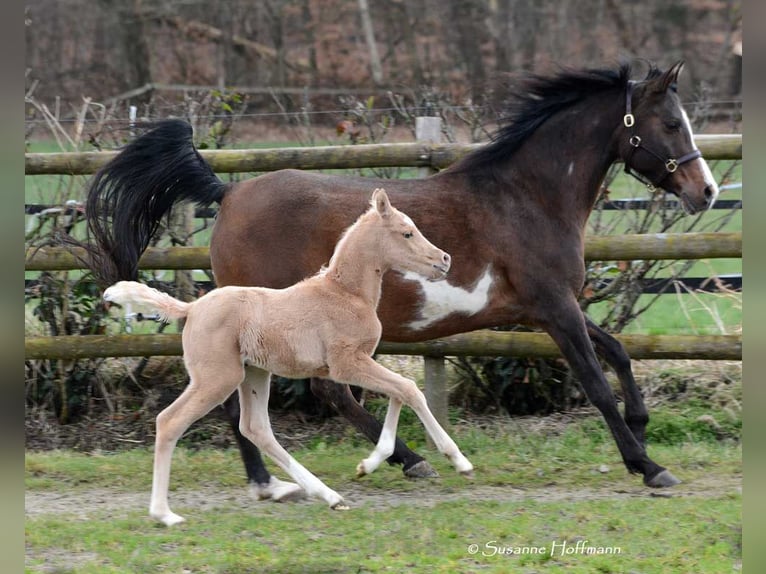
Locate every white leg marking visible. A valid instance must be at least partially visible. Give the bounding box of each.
[357,397,402,476]
[403,266,494,330]
[249,476,306,502]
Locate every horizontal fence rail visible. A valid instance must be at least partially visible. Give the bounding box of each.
[24,232,743,272]
[25,134,742,175]
[23,197,744,216]
[24,332,742,361]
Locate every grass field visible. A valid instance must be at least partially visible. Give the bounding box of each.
[25,402,742,574]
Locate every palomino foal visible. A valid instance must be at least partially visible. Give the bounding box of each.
[104,189,473,526]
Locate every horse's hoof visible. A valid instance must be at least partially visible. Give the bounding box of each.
[356,462,368,477]
[645,469,681,488]
[459,469,475,480]
[403,460,439,479]
[331,501,350,511]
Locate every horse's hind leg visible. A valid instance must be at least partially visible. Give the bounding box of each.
[222,394,304,502]
[310,378,438,478]
[150,363,244,526]
[586,317,648,446]
[238,367,346,509]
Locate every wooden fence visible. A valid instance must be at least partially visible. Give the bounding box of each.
[25,134,743,426]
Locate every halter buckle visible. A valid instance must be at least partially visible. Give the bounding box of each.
[629,135,641,147]
[665,158,679,173]
[623,114,635,128]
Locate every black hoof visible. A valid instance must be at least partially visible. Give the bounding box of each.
[645,469,681,488]
[403,460,440,479]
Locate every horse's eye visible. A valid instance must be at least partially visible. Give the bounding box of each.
[403,232,413,239]
[664,119,682,131]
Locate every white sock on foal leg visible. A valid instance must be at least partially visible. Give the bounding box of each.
[249,476,306,502]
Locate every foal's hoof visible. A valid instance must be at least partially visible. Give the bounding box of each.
[250,477,306,502]
[645,469,682,488]
[152,511,186,527]
[403,460,439,479]
[459,469,475,480]
[331,501,350,511]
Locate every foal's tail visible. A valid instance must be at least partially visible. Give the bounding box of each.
[103,281,190,322]
[80,120,227,287]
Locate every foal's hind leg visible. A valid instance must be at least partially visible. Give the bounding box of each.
[222,394,304,502]
[150,364,245,526]
[309,378,438,478]
[238,367,346,509]
[586,317,648,446]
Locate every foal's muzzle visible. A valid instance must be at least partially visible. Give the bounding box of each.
[429,252,451,281]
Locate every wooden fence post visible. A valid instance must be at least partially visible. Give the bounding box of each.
[416,113,450,434]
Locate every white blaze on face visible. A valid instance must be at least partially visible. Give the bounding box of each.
[681,107,720,205]
[402,266,494,330]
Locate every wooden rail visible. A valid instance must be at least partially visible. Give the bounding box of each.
[24,332,742,361]
[24,232,743,272]
[25,134,742,175]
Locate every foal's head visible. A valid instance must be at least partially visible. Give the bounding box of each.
[368,188,450,281]
[620,61,719,213]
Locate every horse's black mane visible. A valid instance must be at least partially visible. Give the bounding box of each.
[450,61,662,176]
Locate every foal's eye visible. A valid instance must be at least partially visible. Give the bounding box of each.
[403,232,413,239]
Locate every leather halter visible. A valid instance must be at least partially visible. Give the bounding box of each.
[622,80,702,192]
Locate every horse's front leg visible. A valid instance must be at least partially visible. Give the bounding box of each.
[585,317,648,446]
[309,378,438,478]
[356,397,403,476]
[543,300,679,487]
[328,353,473,477]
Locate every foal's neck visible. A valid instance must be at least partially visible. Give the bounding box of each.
[323,215,386,307]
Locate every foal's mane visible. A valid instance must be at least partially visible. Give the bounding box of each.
[449,61,662,178]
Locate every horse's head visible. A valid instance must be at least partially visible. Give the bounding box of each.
[371,188,450,281]
[620,61,719,214]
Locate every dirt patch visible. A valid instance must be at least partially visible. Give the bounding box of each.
[25,471,741,520]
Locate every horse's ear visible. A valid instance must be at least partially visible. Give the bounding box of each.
[371,188,392,218]
[656,60,684,93]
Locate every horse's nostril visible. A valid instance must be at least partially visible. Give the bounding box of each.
[443,253,451,266]
[704,185,714,201]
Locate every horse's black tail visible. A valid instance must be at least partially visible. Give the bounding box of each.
[81,119,227,287]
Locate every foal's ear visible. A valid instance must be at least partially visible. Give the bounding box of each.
[371,188,392,218]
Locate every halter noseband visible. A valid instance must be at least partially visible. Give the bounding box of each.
[622,80,702,192]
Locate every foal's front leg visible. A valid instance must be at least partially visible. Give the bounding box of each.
[330,353,474,477]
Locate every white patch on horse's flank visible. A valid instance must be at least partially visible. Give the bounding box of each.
[403,266,494,330]
[680,107,720,204]
[567,161,574,176]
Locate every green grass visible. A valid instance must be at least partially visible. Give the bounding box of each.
[26,406,741,573]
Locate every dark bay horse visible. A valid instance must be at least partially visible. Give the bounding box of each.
[83,60,718,498]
